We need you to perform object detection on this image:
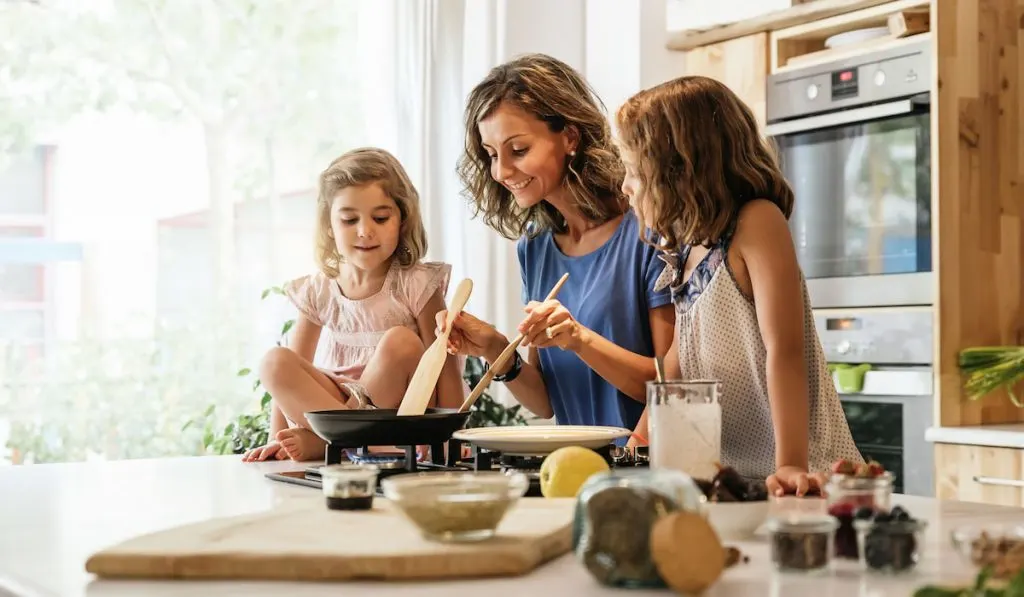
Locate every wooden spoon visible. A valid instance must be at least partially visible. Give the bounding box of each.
[397,278,474,416]
[457,273,569,413]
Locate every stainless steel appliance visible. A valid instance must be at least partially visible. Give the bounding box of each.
[766,39,932,309]
[815,306,934,496]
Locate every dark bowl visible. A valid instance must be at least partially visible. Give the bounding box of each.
[305,408,471,447]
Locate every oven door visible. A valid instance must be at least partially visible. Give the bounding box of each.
[766,95,932,309]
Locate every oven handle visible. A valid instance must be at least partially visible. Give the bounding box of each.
[973,475,1024,489]
[765,99,915,137]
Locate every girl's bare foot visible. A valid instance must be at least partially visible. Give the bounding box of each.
[276,428,327,462]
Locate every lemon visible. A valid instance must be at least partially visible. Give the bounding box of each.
[539,446,610,498]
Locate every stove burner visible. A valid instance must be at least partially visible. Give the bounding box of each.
[264,436,649,496]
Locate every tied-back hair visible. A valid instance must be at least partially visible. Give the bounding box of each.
[615,75,794,249]
[457,53,626,241]
[315,147,427,278]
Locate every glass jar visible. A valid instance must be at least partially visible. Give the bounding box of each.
[766,515,837,573]
[855,518,927,574]
[321,463,379,510]
[648,379,722,481]
[572,468,707,588]
[825,472,895,559]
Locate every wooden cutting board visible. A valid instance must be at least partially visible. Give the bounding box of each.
[85,495,577,582]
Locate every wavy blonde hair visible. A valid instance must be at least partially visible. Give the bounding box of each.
[616,76,794,249]
[315,147,427,278]
[457,53,626,240]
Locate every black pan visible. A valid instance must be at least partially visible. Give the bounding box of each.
[305,408,471,448]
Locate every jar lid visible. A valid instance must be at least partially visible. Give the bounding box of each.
[765,515,838,534]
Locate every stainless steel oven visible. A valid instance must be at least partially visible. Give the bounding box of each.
[766,39,932,309]
[815,306,934,497]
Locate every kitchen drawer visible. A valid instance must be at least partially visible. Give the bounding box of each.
[935,443,1024,507]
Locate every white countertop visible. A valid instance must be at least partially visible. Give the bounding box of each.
[926,423,1024,448]
[1,455,1022,597]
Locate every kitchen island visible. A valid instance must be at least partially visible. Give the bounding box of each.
[0,455,1019,597]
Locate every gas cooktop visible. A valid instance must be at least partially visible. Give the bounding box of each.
[265,438,650,497]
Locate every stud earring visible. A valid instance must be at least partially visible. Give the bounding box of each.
[569,150,576,157]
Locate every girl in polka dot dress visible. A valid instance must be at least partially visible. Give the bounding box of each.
[615,76,863,496]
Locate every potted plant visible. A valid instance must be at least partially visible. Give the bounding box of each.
[184,286,530,455]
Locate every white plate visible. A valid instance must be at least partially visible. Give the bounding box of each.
[452,425,632,455]
[824,26,890,49]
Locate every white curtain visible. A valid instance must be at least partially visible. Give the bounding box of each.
[358,0,524,405]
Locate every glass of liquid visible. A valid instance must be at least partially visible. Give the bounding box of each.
[647,379,722,480]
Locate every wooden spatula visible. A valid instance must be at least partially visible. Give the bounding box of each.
[397,278,474,416]
[458,273,569,413]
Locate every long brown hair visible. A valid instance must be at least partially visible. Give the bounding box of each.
[616,75,794,249]
[457,53,626,240]
[314,147,427,278]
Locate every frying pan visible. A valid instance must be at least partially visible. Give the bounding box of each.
[305,408,471,448]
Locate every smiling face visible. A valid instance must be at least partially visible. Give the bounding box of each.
[477,101,577,210]
[330,182,401,273]
[618,145,652,228]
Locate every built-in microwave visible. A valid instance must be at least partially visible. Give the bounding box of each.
[765,39,932,310]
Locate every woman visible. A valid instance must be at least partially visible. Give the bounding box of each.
[436,53,674,440]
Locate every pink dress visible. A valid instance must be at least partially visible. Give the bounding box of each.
[283,260,457,408]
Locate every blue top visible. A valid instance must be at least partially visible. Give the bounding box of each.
[517,211,672,436]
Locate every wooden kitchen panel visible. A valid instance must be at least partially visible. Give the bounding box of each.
[683,33,769,127]
[933,0,1024,427]
[935,443,1024,506]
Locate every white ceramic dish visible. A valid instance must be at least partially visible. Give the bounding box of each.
[707,501,770,540]
[824,26,890,49]
[452,425,632,455]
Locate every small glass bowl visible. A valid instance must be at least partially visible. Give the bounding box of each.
[380,471,529,542]
[950,523,1024,579]
[765,515,837,574]
[855,518,927,574]
[321,463,379,511]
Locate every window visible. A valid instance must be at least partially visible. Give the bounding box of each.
[0,1,384,464]
[0,147,47,216]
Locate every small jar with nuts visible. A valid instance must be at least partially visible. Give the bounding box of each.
[766,515,838,574]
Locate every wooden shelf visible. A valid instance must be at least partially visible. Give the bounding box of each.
[666,0,907,52]
[770,0,930,72]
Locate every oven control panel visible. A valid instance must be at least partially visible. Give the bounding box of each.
[766,38,931,124]
[813,308,933,365]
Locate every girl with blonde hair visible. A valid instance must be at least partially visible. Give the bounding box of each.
[244,147,465,462]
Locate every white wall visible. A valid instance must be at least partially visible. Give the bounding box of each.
[498,0,686,130]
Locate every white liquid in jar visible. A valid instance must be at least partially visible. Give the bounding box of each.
[649,402,721,480]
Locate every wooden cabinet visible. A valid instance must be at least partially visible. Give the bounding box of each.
[682,33,769,128]
[935,443,1024,507]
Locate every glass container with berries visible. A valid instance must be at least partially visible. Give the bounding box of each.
[825,459,894,559]
[854,505,926,574]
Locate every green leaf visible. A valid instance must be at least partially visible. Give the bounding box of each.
[202,430,213,448]
[237,367,252,377]
[281,320,295,336]
[181,420,193,432]
[261,392,272,409]
[223,422,235,435]
[203,404,216,417]
[261,288,271,299]
[252,378,261,392]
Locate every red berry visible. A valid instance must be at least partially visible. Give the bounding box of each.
[828,502,856,518]
[866,461,886,477]
[831,459,856,475]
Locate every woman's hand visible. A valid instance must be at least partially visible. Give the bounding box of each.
[435,309,504,359]
[766,465,827,497]
[519,299,589,352]
[242,441,286,462]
